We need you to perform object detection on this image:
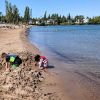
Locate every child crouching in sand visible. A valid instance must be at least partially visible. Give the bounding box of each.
[1,52,22,71]
[33,54,48,71]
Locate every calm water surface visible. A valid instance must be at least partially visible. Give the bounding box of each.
[28,25,100,71]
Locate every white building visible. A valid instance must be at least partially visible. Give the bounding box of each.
[46,19,55,24]
[75,19,80,24]
[36,20,40,25]
[84,18,89,23]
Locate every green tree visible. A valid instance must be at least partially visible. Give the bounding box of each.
[57,15,62,24]
[5,0,9,16]
[88,16,100,24]
[67,13,72,24]
[88,18,94,24]
[50,13,59,24]
[19,16,24,23]
[5,0,19,24]
[43,11,47,20]
[1,16,6,23]
[5,0,13,23]
[48,14,51,19]
[61,15,67,23]
[67,13,71,20]
[74,15,84,24]
[12,5,19,24]
[0,12,2,22]
[24,6,30,24]
[32,18,36,24]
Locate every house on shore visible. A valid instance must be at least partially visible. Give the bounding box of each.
[46,19,55,25]
[36,20,40,25]
[75,19,82,24]
[75,18,89,24]
[29,20,33,25]
[83,18,89,23]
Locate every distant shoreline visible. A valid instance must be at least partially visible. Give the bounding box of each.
[28,23,100,27]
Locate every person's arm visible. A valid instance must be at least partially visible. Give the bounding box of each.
[5,62,9,70]
[5,55,10,70]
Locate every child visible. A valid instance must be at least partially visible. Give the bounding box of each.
[33,54,48,70]
[1,52,22,70]
[38,56,48,69]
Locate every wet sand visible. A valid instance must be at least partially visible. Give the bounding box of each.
[53,60,100,100]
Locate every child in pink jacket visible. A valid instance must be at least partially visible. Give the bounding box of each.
[33,54,48,70]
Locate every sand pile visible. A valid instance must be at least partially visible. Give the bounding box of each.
[0,52,60,100]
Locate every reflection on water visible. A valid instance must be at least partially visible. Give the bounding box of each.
[28,25,100,71]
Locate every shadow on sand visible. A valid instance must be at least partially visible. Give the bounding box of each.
[47,65,55,69]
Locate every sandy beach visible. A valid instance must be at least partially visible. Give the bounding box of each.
[0,27,40,54]
[0,27,67,100]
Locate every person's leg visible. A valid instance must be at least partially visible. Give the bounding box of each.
[42,62,48,71]
[44,62,48,68]
[5,62,10,71]
[38,59,43,69]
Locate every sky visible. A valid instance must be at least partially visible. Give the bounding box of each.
[0,0,100,18]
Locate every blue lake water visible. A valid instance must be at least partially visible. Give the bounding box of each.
[28,25,100,71]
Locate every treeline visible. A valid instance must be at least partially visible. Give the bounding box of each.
[40,12,100,25]
[38,12,86,25]
[0,0,31,24]
[0,0,100,25]
[88,16,100,24]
